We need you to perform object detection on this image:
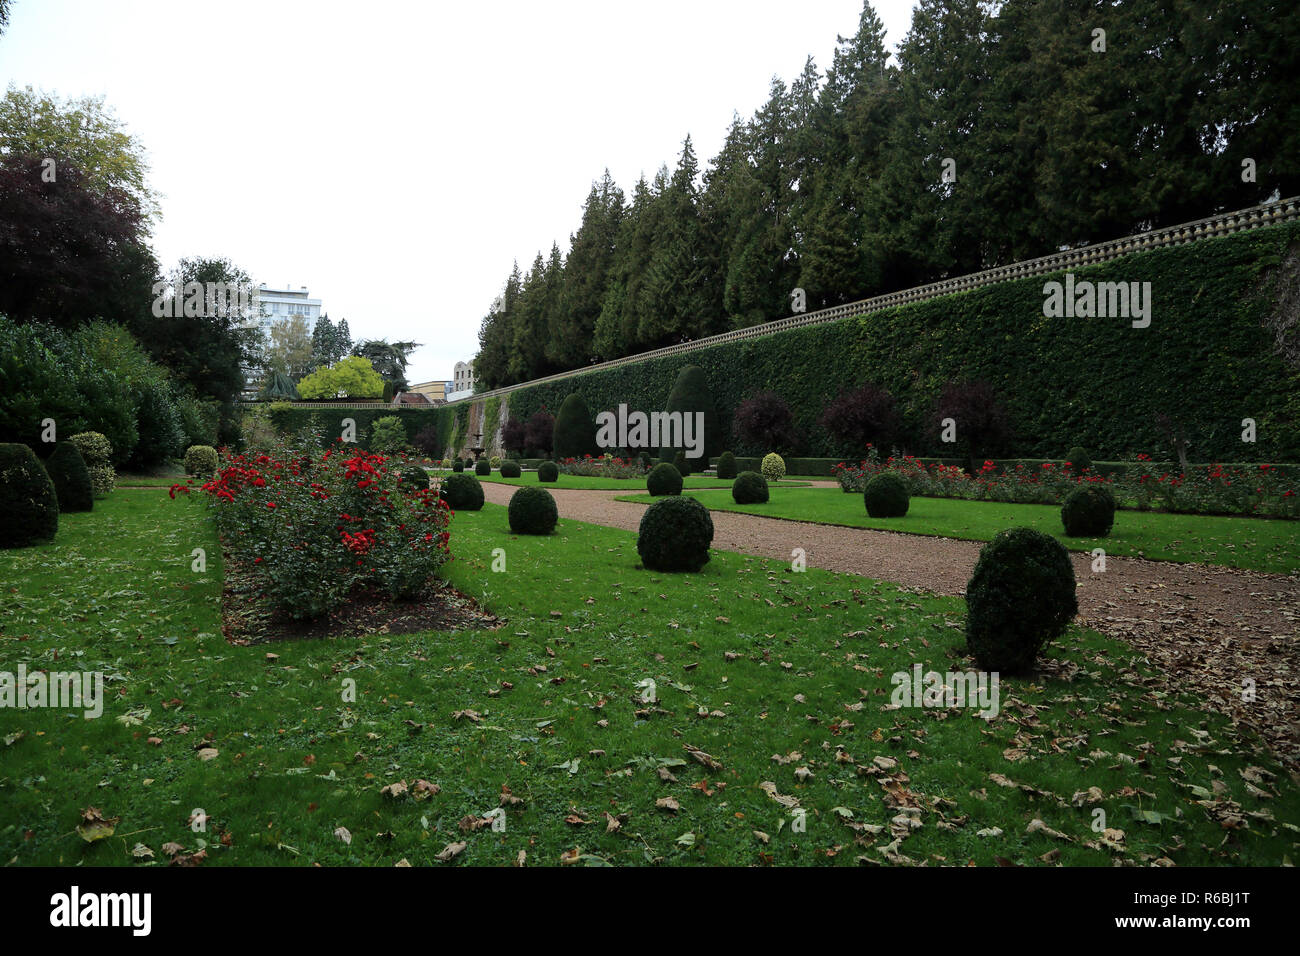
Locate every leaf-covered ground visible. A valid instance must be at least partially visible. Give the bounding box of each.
[0,492,1296,866]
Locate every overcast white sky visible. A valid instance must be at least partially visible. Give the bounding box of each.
[0,0,918,385]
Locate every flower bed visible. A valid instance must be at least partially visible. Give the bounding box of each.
[557,454,648,479]
[831,448,1298,518]
[178,441,453,619]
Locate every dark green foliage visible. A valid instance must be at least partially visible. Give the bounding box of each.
[673,450,691,477]
[716,451,737,479]
[259,370,299,401]
[636,495,714,572]
[452,460,464,473]
[265,405,447,455]
[863,472,910,518]
[44,442,93,512]
[439,473,484,511]
[638,450,654,470]
[537,460,559,482]
[660,365,722,461]
[646,462,683,496]
[500,460,521,478]
[1061,485,1116,537]
[183,444,218,478]
[731,470,769,504]
[1066,446,1092,474]
[553,393,597,460]
[965,528,1078,673]
[508,486,558,535]
[398,465,430,490]
[475,459,491,476]
[0,443,58,546]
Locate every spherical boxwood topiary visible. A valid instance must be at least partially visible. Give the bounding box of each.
[0,443,59,547]
[475,459,491,476]
[965,527,1078,673]
[508,486,558,535]
[1060,485,1116,536]
[398,465,430,490]
[637,495,714,572]
[715,451,737,480]
[44,442,94,513]
[490,456,502,469]
[1065,446,1092,475]
[863,472,910,517]
[674,450,691,477]
[452,459,464,473]
[646,461,683,496]
[500,460,522,478]
[761,452,786,482]
[439,473,484,511]
[732,470,769,504]
[184,444,218,478]
[537,461,559,482]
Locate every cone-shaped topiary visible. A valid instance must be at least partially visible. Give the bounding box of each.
[715,451,737,479]
[637,495,714,572]
[184,444,218,479]
[1061,485,1115,536]
[398,465,430,490]
[508,486,558,534]
[674,450,691,477]
[659,365,722,462]
[475,459,491,476]
[0,443,59,547]
[965,527,1077,673]
[500,460,521,478]
[761,453,785,482]
[553,393,598,460]
[439,473,484,510]
[538,461,559,482]
[864,472,910,517]
[44,442,94,513]
[732,471,769,504]
[1065,446,1092,475]
[647,461,683,496]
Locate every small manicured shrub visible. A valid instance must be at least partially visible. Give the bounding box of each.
[716,451,737,479]
[475,459,491,476]
[184,444,219,479]
[69,431,115,498]
[508,486,557,535]
[398,465,430,490]
[0,443,59,547]
[500,460,522,478]
[1061,485,1115,536]
[732,470,769,504]
[965,527,1078,673]
[452,459,464,472]
[490,455,502,469]
[647,462,683,496]
[637,495,714,572]
[674,450,691,477]
[864,472,910,517]
[44,442,94,513]
[761,453,785,482]
[440,473,484,511]
[1065,446,1092,474]
[538,461,559,482]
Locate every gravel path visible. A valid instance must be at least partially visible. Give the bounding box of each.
[483,481,1300,767]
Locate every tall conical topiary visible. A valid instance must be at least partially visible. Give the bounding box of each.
[553,393,598,460]
[659,365,721,465]
[0,444,59,547]
[44,442,94,512]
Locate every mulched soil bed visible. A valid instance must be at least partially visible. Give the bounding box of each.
[220,552,501,644]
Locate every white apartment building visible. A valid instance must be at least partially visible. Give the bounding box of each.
[446,361,476,401]
[251,284,323,333]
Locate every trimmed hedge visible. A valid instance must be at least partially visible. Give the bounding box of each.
[732,471,769,504]
[500,460,522,478]
[637,495,714,572]
[44,442,94,513]
[439,473,484,511]
[1061,485,1116,536]
[647,462,683,496]
[715,451,737,479]
[452,459,464,473]
[0,443,59,547]
[864,472,910,518]
[475,459,491,476]
[538,461,559,482]
[965,527,1078,673]
[508,486,558,535]
[497,221,1300,462]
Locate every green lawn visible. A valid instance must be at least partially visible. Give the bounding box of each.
[0,492,1295,866]
[616,487,1300,575]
